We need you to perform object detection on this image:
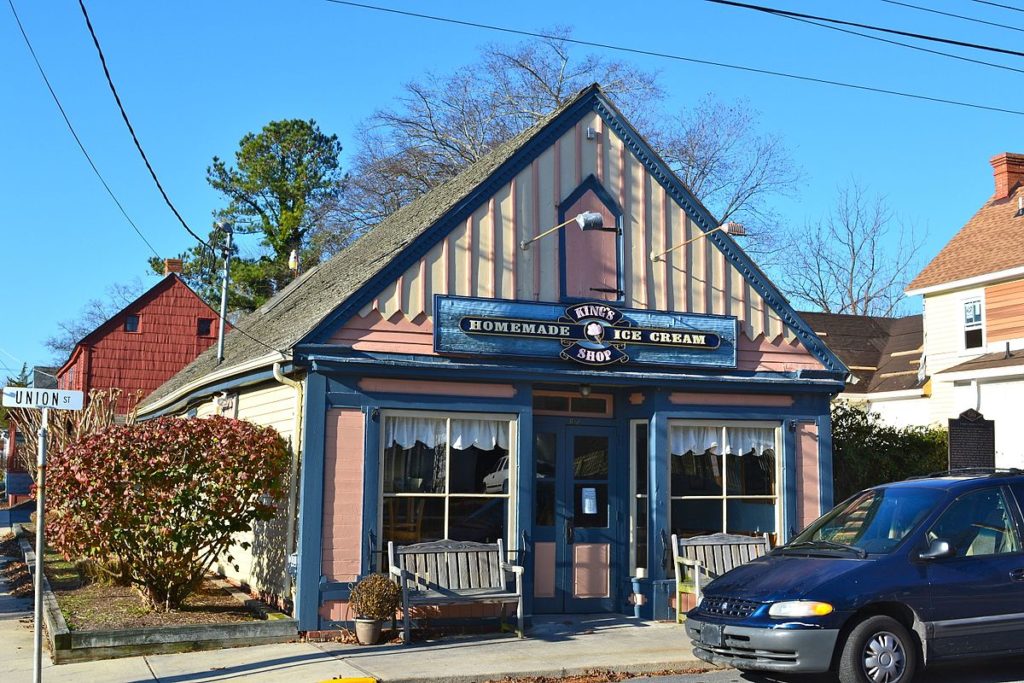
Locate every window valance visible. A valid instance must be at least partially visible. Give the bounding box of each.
[385,416,509,450]
[670,425,775,457]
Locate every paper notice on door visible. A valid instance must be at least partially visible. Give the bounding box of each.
[582,487,598,515]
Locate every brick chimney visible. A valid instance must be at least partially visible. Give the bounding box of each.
[990,153,1024,199]
[163,258,183,275]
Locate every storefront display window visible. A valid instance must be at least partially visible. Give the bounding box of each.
[381,413,514,550]
[668,421,779,539]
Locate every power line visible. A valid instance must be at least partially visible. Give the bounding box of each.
[880,0,1024,34]
[6,0,162,260]
[322,0,1024,116]
[706,0,1024,58]
[10,4,280,362]
[972,0,1024,13]
[77,0,211,249]
[74,1,282,360]
[780,9,1024,76]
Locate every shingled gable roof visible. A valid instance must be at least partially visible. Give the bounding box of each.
[800,312,924,394]
[141,84,844,414]
[907,182,1024,292]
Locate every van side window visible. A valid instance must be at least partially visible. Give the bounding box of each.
[927,488,1021,558]
[1010,484,1024,521]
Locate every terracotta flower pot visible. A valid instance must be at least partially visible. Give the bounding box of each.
[354,617,383,645]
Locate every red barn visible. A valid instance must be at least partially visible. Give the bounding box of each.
[57,266,228,413]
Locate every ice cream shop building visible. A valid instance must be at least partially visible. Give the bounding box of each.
[138,85,847,629]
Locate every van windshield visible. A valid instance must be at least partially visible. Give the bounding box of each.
[787,487,943,555]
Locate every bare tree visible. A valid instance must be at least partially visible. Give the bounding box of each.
[337,28,797,259]
[45,279,146,363]
[780,181,923,317]
[339,27,662,234]
[652,95,800,259]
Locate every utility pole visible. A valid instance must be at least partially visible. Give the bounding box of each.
[216,221,233,364]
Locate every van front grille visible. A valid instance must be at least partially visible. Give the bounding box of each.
[699,596,761,619]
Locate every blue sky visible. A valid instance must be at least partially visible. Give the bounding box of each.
[2,0,1021,375]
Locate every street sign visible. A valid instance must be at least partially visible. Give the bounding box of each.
[2,387,83,411]
[2,385,83,683]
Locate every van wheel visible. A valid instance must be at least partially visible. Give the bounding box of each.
[838,615,917,683]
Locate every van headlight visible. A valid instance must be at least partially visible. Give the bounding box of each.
[768,601,834,618]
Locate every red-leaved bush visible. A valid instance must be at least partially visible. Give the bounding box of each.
[46,415,289,610]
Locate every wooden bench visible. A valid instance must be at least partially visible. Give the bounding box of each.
[387,539,524,643]
[671,532,772,623]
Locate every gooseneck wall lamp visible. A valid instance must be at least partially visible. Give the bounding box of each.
[520,211,606,251]
[649,221,747,262]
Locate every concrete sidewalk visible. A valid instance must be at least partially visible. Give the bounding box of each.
[1,552,708,683]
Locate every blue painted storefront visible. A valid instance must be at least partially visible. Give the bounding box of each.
[292,341,841,630]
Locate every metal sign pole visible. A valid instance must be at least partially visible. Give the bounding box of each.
[2,386,83,682]
[32,406,47,683]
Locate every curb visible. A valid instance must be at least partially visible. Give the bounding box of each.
[326,660,715,683]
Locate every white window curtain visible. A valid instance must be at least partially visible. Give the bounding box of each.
[670,425,775,457]
[385,417,509,451]
[725,427,775,456]
[451,419,509,450]
[670,425,720,456]
[385,416,447,449]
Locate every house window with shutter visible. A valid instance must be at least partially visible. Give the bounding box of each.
[559,176,622,303]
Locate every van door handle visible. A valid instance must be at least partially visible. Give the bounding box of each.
[1010,569,1024,582]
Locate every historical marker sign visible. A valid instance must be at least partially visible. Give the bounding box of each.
[948,409,995,470]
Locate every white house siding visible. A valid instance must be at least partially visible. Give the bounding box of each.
[978,381,1024,469]
[923,288,987,426]
[867,397,933,430]
[927,379,957,429]
[207,381,299,602]
[923,288,987,374]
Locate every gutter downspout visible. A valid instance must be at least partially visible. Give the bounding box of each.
[273,362,304,608]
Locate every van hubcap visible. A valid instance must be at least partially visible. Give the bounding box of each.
[863,631,906,683]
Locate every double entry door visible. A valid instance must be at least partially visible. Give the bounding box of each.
[533,420,620,613]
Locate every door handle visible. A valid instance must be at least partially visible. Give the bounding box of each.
[1010,569,1024,582]
[566,522,575,545]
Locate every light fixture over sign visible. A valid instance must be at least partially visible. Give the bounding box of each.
[650,221,747,262]
[520,211,606,251]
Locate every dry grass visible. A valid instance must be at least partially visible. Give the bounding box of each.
[14,527,260,631]
[54,579,255,631]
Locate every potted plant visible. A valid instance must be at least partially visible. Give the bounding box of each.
[349,573,400,645]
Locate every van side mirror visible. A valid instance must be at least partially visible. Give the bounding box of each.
[918,539,954,560]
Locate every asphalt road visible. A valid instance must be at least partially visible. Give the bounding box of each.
[638,656,1024,683]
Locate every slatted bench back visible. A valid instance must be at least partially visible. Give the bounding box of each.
[393,539,506,591]
[678,533,771,579]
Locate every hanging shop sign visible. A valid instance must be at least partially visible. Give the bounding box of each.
[434,296,737,368]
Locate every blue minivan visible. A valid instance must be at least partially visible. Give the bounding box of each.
[685,470,1024,683]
